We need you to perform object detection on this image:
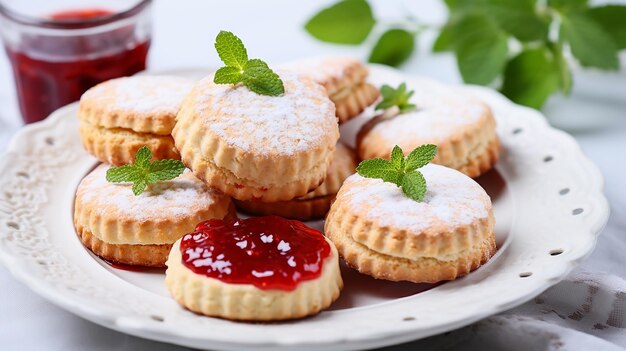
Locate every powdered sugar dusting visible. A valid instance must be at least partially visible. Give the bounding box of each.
[279,56,360,85]
[83,76,195,115]
[77,164,225,222]
[373,98,489,144]
[194,71,337,155]
[341,164,490,233]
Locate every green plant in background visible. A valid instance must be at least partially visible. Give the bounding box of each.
[305,0,626,109]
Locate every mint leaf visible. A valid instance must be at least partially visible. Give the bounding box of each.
[106,147,186,196]
[501,46,560,109]
[212,32,284,96]
[454,14,509,85]
[305,0,375,45]
[214,66,243,84]
[132,181,147,196]
[214,31,248,69]
[442,0,549,42]
[375,83,416,113]
[550,42,572,95]
[433,22,458,52]
[481,0,549,42]
[134,146,152,169]
[401,170,427,202]
[588,5,626,50]
[405,144,437,172]
[356,144,437,202]
[105,164,140,183]
[148,159,186,182]
[242,59,285,96]
[390,145,405,170]
[548,0,588,12]
[368,29,415,67]
[561,13,619,70]
[356,158,403,185]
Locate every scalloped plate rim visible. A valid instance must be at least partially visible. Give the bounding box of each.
[0,65,610,351]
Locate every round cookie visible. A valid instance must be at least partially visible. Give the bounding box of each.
[235,142,357,220]
[357,95,499,178]
[165,216,343,321]
[173,71,340,202]
[281,56,379,124]
[78,75,195,165]
[74,164,233,267]
[325,164,496,283]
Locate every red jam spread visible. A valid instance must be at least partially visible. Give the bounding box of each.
[179,216,331,291]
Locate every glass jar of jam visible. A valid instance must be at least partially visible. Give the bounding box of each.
[0,0,152,124]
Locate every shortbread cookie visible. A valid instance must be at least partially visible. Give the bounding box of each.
[74,164,233,267]
[357,96,499,178]
[173,72,339,202]
[165,216,343,321]
[281,57,379,123]
[235,142,357,220]
[325,164,496,283]
[78,76,195,165]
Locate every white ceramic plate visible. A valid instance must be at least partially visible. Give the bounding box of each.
[0,66,609,351]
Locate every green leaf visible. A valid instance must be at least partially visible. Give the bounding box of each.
[132,181,147,196]
[390,145,405,170]
[214,31,248,69]
[587,5,626,50]
[375,83,416,112]
[214,66,243,84]
[401,170,427,202]
[134,146,152,169]
[148,159,186,183]
[444,0,461,10]
[368,29,415,67]
[358,144,435,202]
[212,31,284,96]
[433,15,477,53]
[106,148,186,196]
[105,164,140,183]
[481,0,549,42]
[501,46,560,109]
[405,144,437,172]
[442,0,549,42]
[437,13,509,85]
[242,59,285,96]
[561,13,619,70]
[456,28,508,85]
[550,42,572,95]
[548,0,588,12]
[433,22,457,52]
[304,0,375,45]
[356,158,403,185]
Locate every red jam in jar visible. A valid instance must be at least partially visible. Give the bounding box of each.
[179,216,331,291]
[4,7,150,123]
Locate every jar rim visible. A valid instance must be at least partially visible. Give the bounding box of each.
[0,0,152,29]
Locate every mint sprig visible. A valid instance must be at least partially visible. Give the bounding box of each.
[213,31,284,96]
[356,144,437,202]
[375,83,416,113]
[305,0,626,110]
[105,146,185,196]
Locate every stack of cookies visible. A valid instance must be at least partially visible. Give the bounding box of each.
[280,56,380,124]
[72,53,500,322]
[75,75,236,268]
[78,76,195,165]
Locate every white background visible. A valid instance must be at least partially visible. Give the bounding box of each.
[0,1,625,350]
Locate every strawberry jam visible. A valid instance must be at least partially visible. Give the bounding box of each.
[3,6,151,124]
[179,216,331,291]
